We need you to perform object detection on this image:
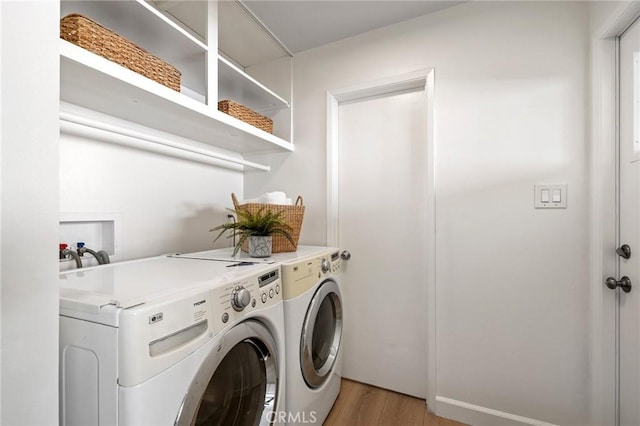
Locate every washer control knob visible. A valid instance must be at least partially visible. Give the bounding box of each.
[231,286,251,311]
[340,250,351,261]
[321,258,331,274]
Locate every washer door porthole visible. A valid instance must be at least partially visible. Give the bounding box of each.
[175,320,279,426]
[300,279,343,388]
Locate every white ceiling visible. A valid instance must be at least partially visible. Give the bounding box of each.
[242,1,464,54]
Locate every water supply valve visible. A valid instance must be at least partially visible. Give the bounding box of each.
[59,243,68,259]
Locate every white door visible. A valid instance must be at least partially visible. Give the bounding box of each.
[335,88,428,398]
[617,19,640,426]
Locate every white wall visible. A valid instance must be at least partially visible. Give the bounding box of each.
[246,2,590,425]
[1,2,59,424]
[59,114,244,262]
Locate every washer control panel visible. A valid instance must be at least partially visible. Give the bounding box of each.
[211,267,281,333]
[231,285,251,311]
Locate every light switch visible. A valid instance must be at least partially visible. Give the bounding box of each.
[535,184,567,209]
[541,189,550,203]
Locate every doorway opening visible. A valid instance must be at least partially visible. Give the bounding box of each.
[326,69,435,406]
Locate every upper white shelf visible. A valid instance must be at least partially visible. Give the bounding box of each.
[60,0,207,95]
[61,0,207,51]
[217,0,291,68]
[146,1,208,44]
[60,39,294,154]
[218,55,289,113]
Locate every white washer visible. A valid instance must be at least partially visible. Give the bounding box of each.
[59,255,286,425]
[175,246,350,424]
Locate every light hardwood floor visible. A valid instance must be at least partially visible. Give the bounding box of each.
[324,379,466,426]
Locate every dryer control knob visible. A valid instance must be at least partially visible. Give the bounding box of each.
[231,286,251,311]
[321,258,331,274]
[340,250,351,261]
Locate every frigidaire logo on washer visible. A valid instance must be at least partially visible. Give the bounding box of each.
[193,300,206,307]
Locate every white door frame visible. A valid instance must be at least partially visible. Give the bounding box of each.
[325,69,436,409]
[591,4,640,426]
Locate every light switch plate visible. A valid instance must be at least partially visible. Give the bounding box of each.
[534,184,567,209]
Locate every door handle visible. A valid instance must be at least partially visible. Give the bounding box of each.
[616,244,632,259]
[605,276,633,293]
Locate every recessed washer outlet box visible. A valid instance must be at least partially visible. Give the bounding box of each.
[59,212,121,256]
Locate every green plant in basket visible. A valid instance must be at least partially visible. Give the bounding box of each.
[210,207,295,256]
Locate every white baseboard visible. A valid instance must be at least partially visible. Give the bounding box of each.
[435,396,558,426]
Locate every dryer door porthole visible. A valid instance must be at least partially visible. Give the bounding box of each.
[300,279,343,388]
[175,320,279,426]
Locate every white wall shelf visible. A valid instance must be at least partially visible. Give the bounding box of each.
[59,0,294,157]
[147,1,208,45]
[218,55,289,113]
[217,0,291,68]
[61,0,207,95]
[60,39,293,154]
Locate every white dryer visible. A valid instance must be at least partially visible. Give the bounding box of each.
[277,248,349,425]
[59,255,286,425]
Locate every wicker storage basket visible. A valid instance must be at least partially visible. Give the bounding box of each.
[218,100,273,134]
[60,14,181,91]
[232,193,304,253]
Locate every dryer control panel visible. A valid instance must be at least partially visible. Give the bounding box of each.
[211,267,282,334]
[281,250,343,300]
[328,250,345,273]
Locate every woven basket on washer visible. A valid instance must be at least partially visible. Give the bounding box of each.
[218,100,273,134]
[60,14,181,92]
[232,193,304,253]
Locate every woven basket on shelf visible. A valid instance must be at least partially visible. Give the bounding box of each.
[60,14,181,91]
[232,193,304,253]
[218,100,273,134]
